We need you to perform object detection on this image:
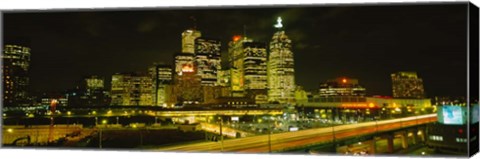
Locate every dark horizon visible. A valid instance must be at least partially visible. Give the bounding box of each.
[2,3,468,97]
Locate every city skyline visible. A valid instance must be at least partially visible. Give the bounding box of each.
[3,4,468,97]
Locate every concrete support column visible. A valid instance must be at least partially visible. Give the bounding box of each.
[386,134,394,153]
[331,108,335,121]
[418,128,425,143]
[400,132,408,149]
[411,130,417,145]
[368,139,376,154]
[411,129,418,145]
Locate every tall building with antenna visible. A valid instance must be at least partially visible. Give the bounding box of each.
[268,17,296,103]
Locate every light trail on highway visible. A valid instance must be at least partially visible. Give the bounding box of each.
[156,114,437,153]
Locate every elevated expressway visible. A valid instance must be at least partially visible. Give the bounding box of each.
[157,114,437,153]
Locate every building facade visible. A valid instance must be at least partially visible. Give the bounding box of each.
[194,37,221,86]
[110,73,153,106]
[2,44,31,107]
[268,17,296,103]
[174,68,203,104]
[243,42,268,91]
[217,69,231,87]
[318,77,366,97]
[149,64,173,106]
[66,76,110,107]
[174,53,195,76]
[391,71,425,99]
[181,29,202,54]
[228,35,249,95]
[228,36,268,99]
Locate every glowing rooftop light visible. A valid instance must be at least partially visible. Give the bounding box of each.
[274,17,283,28]
[233,35,242,42]
[182,64,194,73]
[342,78,347,83]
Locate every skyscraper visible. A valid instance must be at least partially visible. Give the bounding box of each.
[110,73,153,106]
[175,29,201,77]
[391,71,425,99]
[174,65,203,104]
[268,17,296,103]
[181,29,201,54]
[194,37,221,86]
[228,35,249,95]
[228,36,268,98]
[149,63,173,106]
[2,44,31,106]
[243,42,268,90]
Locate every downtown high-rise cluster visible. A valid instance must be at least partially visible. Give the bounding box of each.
[108,17,298,107]
[0,17,434,108]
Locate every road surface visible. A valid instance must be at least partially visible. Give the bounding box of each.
[157,114,437,153]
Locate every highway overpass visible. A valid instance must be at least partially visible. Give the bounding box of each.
[156,114,437,153]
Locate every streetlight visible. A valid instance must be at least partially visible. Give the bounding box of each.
[95,117,98,126]
[218,116,224,152]
[331,108,338,152]
[268,115,273,153]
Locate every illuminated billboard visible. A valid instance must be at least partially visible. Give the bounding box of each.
[437,105,467,125]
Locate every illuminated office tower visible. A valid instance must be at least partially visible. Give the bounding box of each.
[228,36,247,87]
[268,17,296,103]
[217,69,231,87]
[229,35,249,95]
[228,36,267,97]
[85,75,105,91]
[175,29,201,76]
[2,43,31,106]
[149,63,173,106]
[174,65,203,104]
[391,71,425,99]
[244,42,268,90]
[174,53,195,76]
[110,73,153,106]
[182,29,202,54]
[194,37,221,86]
[67,76,110,107]
[319,77,366,97]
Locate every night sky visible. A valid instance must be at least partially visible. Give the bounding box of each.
[3,3,468,97]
